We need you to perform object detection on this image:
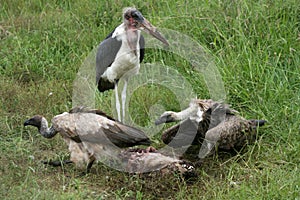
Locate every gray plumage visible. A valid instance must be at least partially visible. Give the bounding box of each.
[96,34,122,91]
[156,99,266,158]
[95,7,168,122]
[119,147,195,177]
[24,107,151,170]
[96,31,145,92]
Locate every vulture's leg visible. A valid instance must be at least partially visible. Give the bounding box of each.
[114,81,121,121]
[121,78,128,122]
[43,160,73,167]
[77,157,96,177]
[86,157,96,174]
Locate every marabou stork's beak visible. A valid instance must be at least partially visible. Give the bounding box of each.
[140,18,169,46]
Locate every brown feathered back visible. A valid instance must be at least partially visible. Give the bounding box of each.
[160,100,266,159]
[26,107,151,169]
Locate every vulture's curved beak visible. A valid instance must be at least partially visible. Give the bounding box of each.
[155,117,167,125]
[24,119,31,126]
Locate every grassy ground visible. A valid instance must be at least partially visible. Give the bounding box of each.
[1,0,299,199]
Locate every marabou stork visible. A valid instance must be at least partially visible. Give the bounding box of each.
[96,7,169,122]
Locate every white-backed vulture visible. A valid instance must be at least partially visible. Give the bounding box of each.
[155,99,266,158]
[119,147,195,177]
[24,107,151,172]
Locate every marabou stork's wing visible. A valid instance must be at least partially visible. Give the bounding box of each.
[96,34,122,84]
[139,34,145,62]
[95,32,145,85]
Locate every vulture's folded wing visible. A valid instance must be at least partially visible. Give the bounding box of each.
[162,119,198,147]
[104,122,151,147]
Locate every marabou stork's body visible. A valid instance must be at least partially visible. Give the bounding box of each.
[96,7,168,122]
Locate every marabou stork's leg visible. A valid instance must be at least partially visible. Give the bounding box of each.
[121,78,128,122]
[114,81,121,121]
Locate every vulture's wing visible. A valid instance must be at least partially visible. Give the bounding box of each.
[69,106,115,121]
[161,119,198,148]
[161,123,180,145]
[101,121,151,147]
[203,115,260,151]
[55,112,150,148]
[52,112,151,169]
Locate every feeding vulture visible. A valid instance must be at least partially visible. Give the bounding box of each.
[119,147,195,177]
[155,99,266,158]
[24,107,151,172]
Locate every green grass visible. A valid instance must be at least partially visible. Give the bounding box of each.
[1,0,299,199]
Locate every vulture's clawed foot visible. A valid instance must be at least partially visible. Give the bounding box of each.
[77,171,89,178]
[76,163,95,177]
[42,160,73,167]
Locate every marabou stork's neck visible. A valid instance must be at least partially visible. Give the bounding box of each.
[125,28,139,56]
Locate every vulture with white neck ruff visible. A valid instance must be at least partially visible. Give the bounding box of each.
[24,107,151,172]
[155,99,266,158]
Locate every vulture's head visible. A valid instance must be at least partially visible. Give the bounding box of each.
[24,115,44,130]
[155,111,179,125]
